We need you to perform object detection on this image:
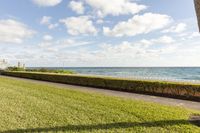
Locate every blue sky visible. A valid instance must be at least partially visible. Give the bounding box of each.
[0,0,200,67]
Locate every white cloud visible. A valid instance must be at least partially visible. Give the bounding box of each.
[104,13,172,37]
[32,0,62,7]
[69,1,85,14]
[40,16,59,29]
[4,35,200,67]
[140,36,175,47]
[85,0,146,17]
[98,41,146,57]
[81,39,180,66]
[43,35,53,41]
[56,39,90,47]
[152,36,175,44]
[0,19,35,44]
[59,16,97,35]
[40,16,52,25]
[188,32,200,39]
[91,36,176,63]
[48,23,59,29]
[39,38,91,52]
[162,23,187,33]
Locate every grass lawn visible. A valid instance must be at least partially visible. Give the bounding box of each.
[0,77,199,133]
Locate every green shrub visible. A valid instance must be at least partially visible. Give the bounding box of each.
[6,67,25,71]
[1,71,200,101]
[7,67,75,74]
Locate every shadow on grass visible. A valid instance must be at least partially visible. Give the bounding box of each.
[1,120,192,133]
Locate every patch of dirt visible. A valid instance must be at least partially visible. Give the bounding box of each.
[189,114,200,127]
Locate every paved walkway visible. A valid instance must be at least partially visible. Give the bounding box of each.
[1,75,200,111]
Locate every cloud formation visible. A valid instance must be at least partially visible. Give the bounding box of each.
[39,38,91,52]
[0,19,35,44]
[40,16,51,25]
[103,13,172,37]
[69,1,85,14]
[32,0,62,7]
[60,16,97,35]
[140,36,175,47]
[162,23,187,33]
[43,35,53,41]
[40,16,58,29]
[85,0,146,17]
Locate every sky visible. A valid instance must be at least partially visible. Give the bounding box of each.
[0,0,200,67]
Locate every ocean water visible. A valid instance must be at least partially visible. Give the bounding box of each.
[44,67,200,83]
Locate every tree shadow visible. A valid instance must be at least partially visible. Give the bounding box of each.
[1,120,192,133]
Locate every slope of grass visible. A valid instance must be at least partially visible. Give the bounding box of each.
[0,76,199,133]
[2,71,200,102]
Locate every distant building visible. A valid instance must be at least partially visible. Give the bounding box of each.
[18,62,21,68]
[23,64,26,69]
[0,59,8,70]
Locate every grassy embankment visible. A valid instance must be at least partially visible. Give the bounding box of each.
[2,71,200,101]
[0,76,199,132]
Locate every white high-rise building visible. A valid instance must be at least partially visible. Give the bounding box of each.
[0,59,8,70]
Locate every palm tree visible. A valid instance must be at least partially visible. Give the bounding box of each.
[194,0,200,31]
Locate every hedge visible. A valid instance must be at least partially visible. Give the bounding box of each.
[1,71,200,101]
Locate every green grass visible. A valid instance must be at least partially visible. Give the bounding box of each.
[0,77,199,133]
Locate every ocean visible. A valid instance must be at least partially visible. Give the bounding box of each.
[35,67,200,83]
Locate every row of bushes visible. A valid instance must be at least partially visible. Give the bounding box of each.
[6,67,75,74]
[1,71,200,101]
[6,67,25,71]
[25,68,75,74]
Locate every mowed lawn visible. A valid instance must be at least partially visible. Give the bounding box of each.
[0,77,199,133]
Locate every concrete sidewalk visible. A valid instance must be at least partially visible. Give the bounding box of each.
[1,75,200,111]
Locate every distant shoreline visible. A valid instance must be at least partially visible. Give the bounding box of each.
[27,66,200,68]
